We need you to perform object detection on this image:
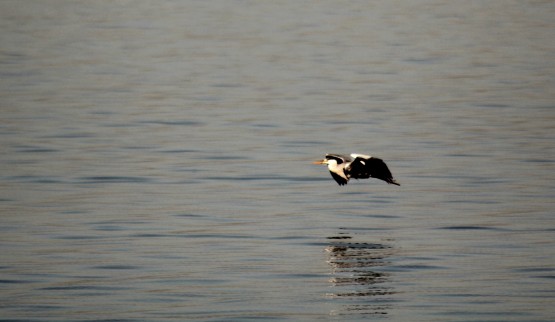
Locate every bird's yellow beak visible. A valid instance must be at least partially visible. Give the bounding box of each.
[312,159,327,165]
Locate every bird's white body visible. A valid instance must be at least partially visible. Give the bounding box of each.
[323,158,349,182]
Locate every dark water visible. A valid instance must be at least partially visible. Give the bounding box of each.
[1,1,554,321]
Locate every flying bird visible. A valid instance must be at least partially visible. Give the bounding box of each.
[313,153,400,186]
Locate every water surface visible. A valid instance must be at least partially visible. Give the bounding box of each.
[1,1,554,321]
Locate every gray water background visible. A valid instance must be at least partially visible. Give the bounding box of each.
[1,1,554,321]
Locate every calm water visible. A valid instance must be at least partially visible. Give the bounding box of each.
[1,1,554,321]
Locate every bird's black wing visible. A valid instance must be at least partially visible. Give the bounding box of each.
[329,171,348,186]
[349,157,400,185]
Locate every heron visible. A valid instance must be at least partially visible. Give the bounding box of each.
[313,153,400,186]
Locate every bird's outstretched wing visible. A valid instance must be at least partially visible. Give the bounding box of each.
[329,171,349,186]
[348,157,400,185]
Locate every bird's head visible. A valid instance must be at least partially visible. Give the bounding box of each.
[312,158,340,170]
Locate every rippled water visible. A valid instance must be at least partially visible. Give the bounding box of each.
[1,1,554,321]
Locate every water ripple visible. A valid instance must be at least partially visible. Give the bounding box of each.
[78,176,153,184]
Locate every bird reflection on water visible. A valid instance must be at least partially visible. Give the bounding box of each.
[325,232,396,316]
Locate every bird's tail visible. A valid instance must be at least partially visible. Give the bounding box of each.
[387,178,400,186]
